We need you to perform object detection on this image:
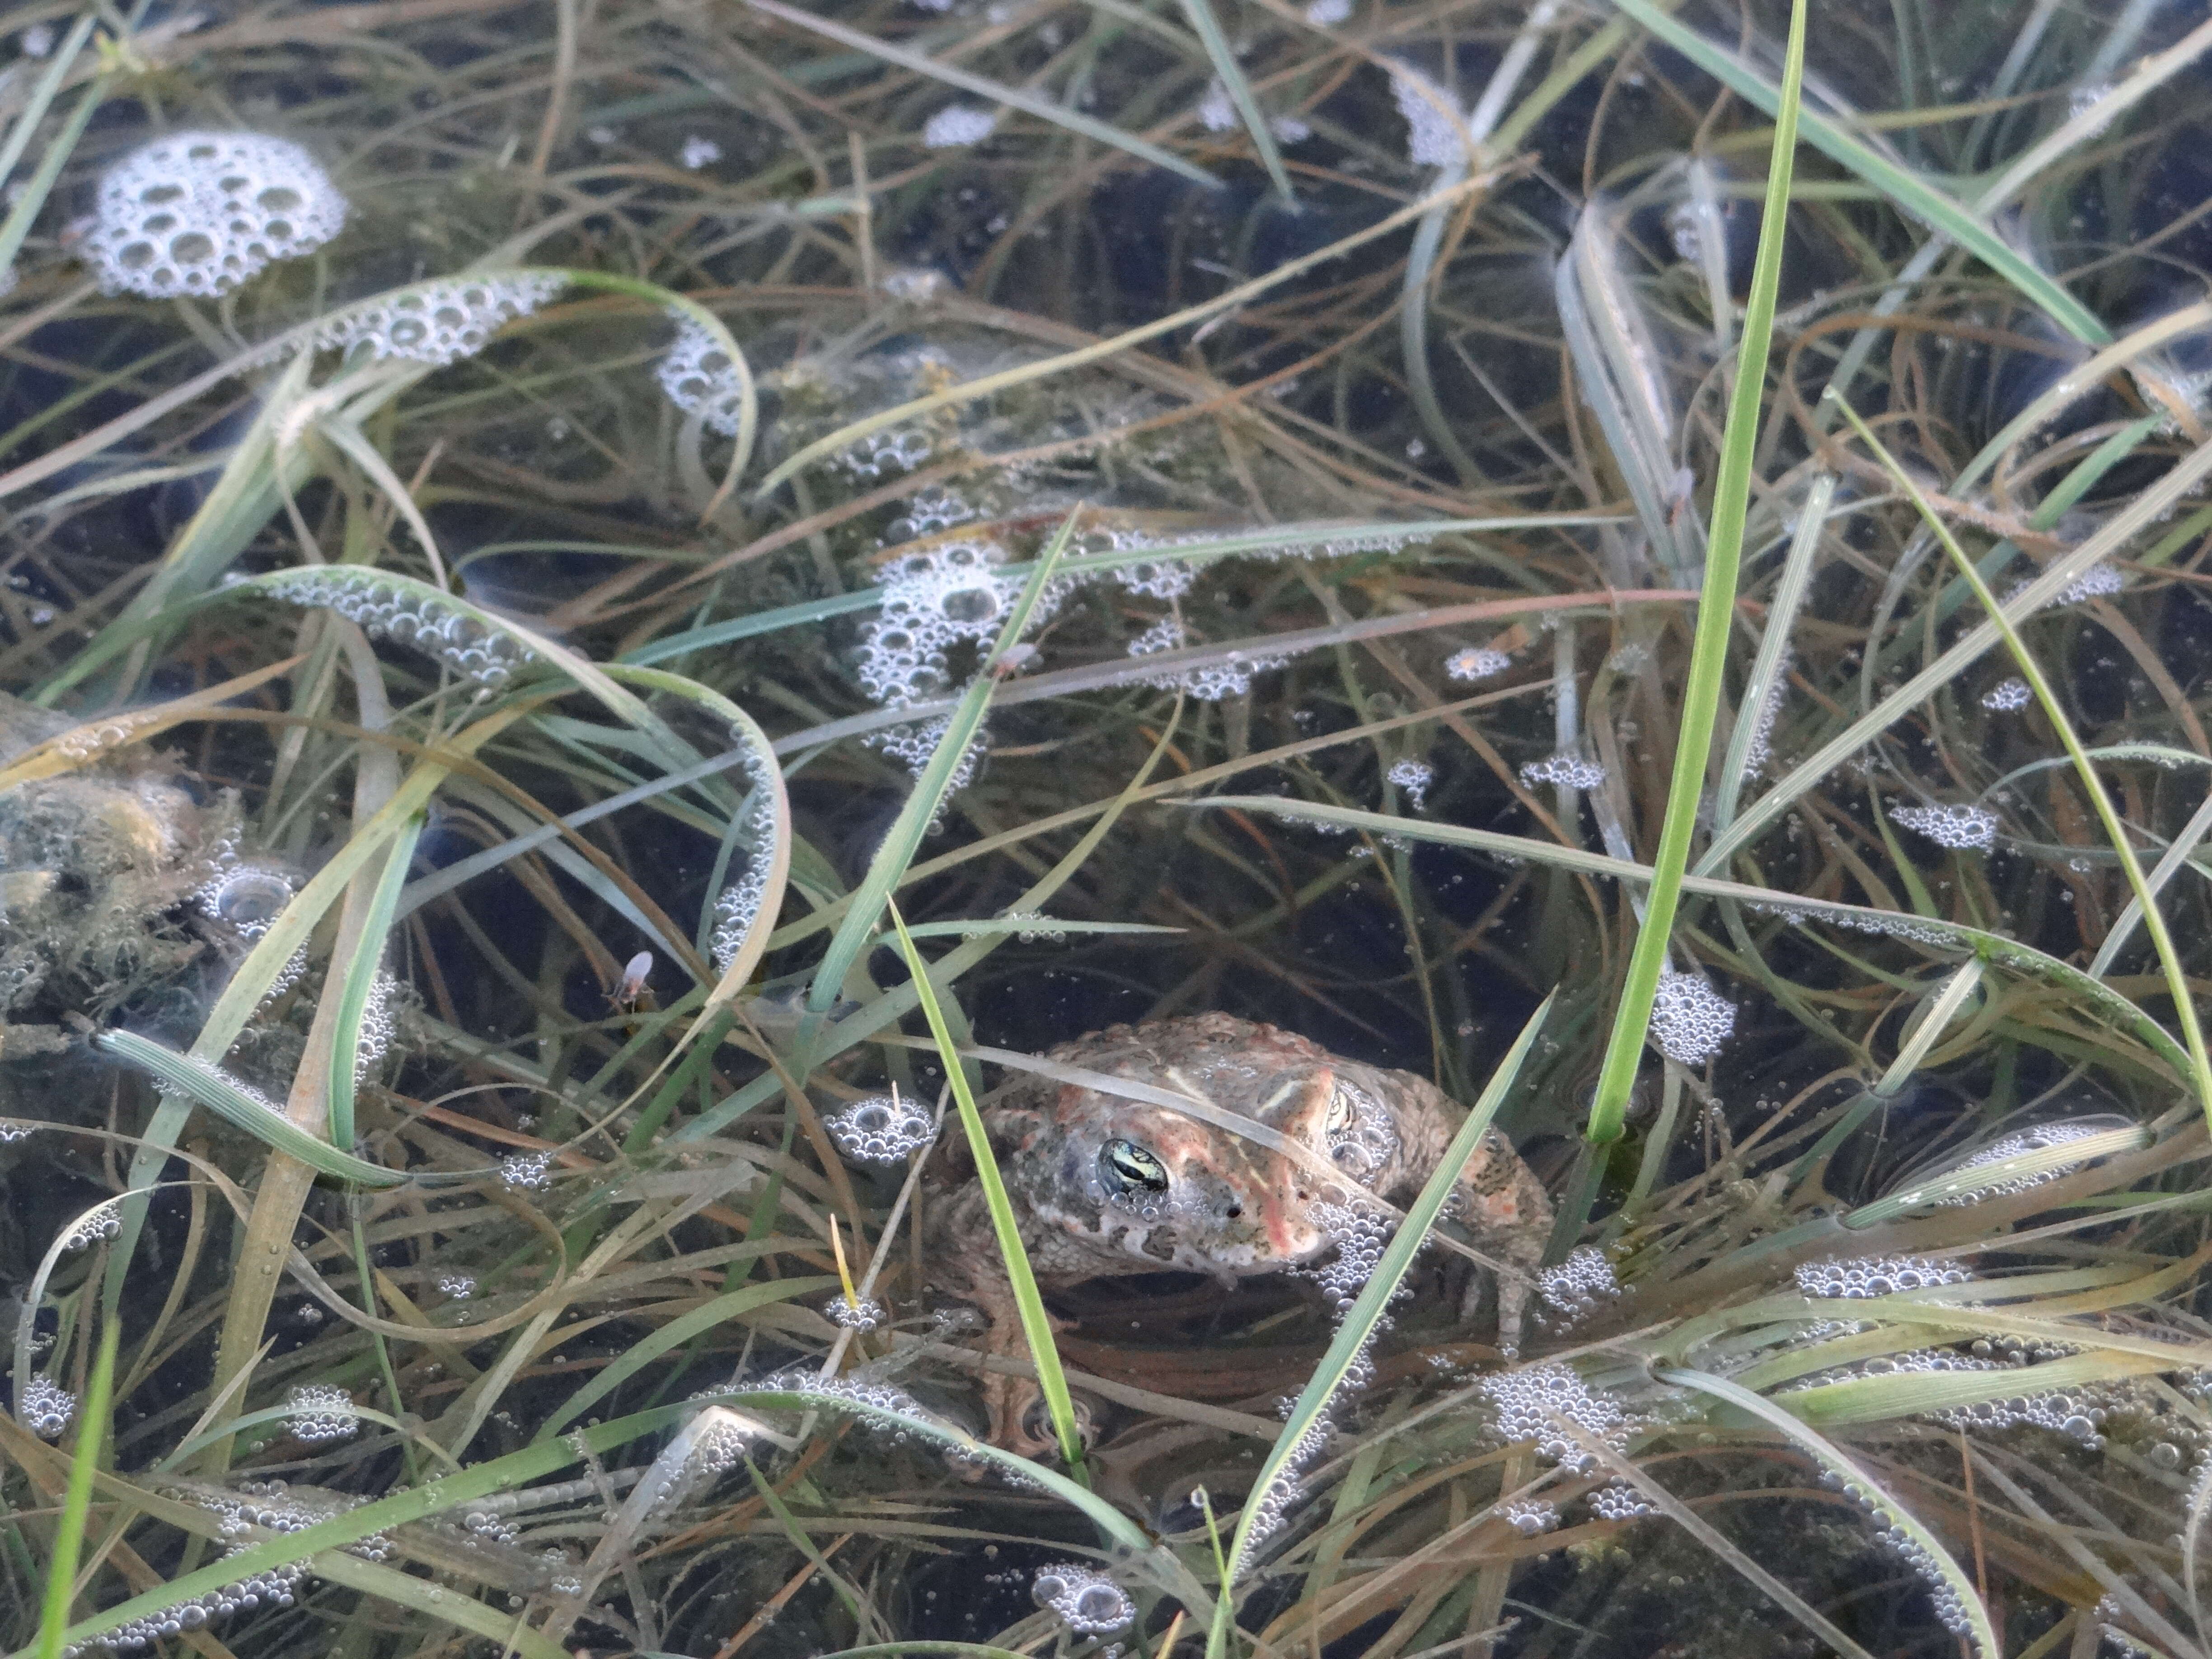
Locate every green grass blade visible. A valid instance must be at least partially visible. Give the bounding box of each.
[747,0,1220,189]
[1584,0,1805,1148]
[98,1031,408,1187]
[807,511,1078,1014]
[1176,0,1292,201]
[886,900,1087,1470]
[325,815,424,1152]
[1610,0,2107,346]
[1212,992,1554,1635]
[1829,395,2212,1127]
[1656,1367,1998,1658]
[34,1319,118,1659]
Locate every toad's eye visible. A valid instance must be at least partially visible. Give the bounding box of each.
[1325,1086,1358,1137]
[1099,1139,1169,1199]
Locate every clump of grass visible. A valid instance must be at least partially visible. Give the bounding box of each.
[4,0,2212,1655]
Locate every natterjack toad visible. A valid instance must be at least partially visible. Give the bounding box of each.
[923,1013,1554,1453]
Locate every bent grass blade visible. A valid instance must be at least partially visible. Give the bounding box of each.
[1657,1368,1998,1658]
[97,1032,408,1187]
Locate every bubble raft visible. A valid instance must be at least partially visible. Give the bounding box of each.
[657,312,748,436]
[314,273,567,367]
[1648,970,1736,1065]
[1890,802,1999,852]
[87,132,347,299]
[1032,1563,1136,1634]
[283,1383,358,1444]
[1795,1255,1970,1299]
[825,1094,933,1163]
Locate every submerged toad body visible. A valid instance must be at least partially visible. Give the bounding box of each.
[924,1013,1554,1453]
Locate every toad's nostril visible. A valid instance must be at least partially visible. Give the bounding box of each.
[1224,1200,1243,1219]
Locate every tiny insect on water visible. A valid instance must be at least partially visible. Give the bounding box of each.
[610,950,654,1014]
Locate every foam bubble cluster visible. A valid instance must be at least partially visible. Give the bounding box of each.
[1931,1120,2114,1205]
[1445,645,1509,682]
[1648,970,1736,1065]
[1795,1255,1970,1299]
[1586,1482,1656,1522]
[2054,561,2124,605]
[70,1481,393,1654]
[1109,540,1198,599]
[708,749,780,975]
[860,541,1028,709]
[1519,754,1605,790]
[656,312,748,436]
[1537,1245,1620,1322]
[827,1295,886,1331]
[499,1149,554,1190]
[436,1272,476,1298]
[1299,1197,1396,1317]
[61,1198,125,1252]
[314,273,566,367]
[1322,1083,1400,1186]
[1126,615,1189,658]
[1500,1495,1559,1535]
[1890,802,1999,852]
[19,1374,75,1439]
[194,858,296,938]
[87,131,347,299]
[352,969,401,1081]
[1387,759,1434,810]
[153,1052,281,1118]
[839,427,934,480]
[262,567,528,694]
[1981,677,2031,712]
[923,105,998,148]
[895,485,977,537]
[1390,68,1466,168]
[1136,648,1290,703]
[1811,1466,1982,1639]
[867,713,989,792]
[1740,665,1788,778]
[824,1093,934,1163]
[283,1383,358,1444]
[1032,1563,1136,1633]
[1477,1362,1641,1473]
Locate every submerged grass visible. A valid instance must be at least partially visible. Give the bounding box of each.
[2,0,2212,1656]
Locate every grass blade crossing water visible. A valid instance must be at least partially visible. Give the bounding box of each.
[887,900,1087,1471]
[1584,0,1806,1147]
[1208,993,1555,1657]
[33,1319,118,1659]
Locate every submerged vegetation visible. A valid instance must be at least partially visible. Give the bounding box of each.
[3,0,2212,1653]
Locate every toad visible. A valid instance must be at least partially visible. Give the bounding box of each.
[923,1013,1553,1454]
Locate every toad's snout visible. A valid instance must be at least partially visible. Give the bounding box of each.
[1172,1163,1325,1263]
